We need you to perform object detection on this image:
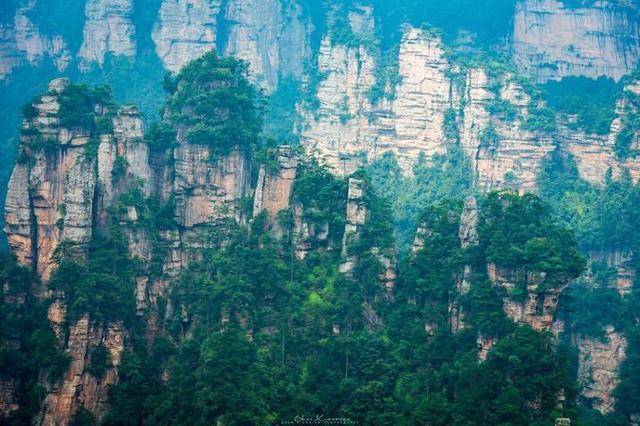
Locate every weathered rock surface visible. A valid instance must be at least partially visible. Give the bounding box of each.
[488,264,566,332]
[340,178,368,273]
[577,326,628,414]
[253,145,298,233]
[78,0,137,67]
[298,36,378,176]
[40,315,125,425]
[224,0,310,92]
[152,0,221,73]
[299,26,556,191]
[513,0,640,82]
[0,2,71,78]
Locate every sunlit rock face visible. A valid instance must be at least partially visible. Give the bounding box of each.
[513,0,640,82]
[299,24,556,191]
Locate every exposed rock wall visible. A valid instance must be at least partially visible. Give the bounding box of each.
[253,145,298,234]
[40,315,125,425]
[340,178,368,273]
[299,26,555,191]
[488,264,566,332]
[78,0,137,67]
[298,36,378,176]
[450,196,479,333]
[562,78,640,185]
[2,77,259,422]
[223,0,310,92]
[0,2,71,78]
[577,326,628,414]
[4,79,97,282]
[513,0,640,82]
[168,145,252,271]
[152,0,222,73]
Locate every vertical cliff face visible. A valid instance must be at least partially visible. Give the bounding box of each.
[253,145,298,236]
[223,0,311,92]
[513,0,640,82]
[2,74,259,421]
[298,13,378,176]
[577,326,628,414]
[40,317,125,426]
[340,178,369,273]
[449,196,479,333]
[488,264,567,332]
[4,79,97,282]
[78,0,137,67]
[152,0,221,73]
[150,0,311,90]
[0,1,72,78]
[299,25,556,191]
[169,146,252,269]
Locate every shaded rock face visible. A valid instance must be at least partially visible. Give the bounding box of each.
[340,178,369,274]
[168,145,252,272]
[577,326,628,414]
[561,79,640,185]
[513,0,640,82]
[152,0,311,90]
[78,0,137,67]
[589,248,637,297]
[340,178,396,295]
[450,196,479,333]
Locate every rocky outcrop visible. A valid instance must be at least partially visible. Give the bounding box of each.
[488,264,566,332]
[3,76,260,422]
[590,249,637,297]
[253,146,298,234]
[40,315,125,425]
[78,0,137,67]
[298,35,378,176]
[152,0,221,73]
[4,79,97,282]
[513,0,640,82]
[339,178,396,293]
[577,326,627,414]
[169,146,251,269]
